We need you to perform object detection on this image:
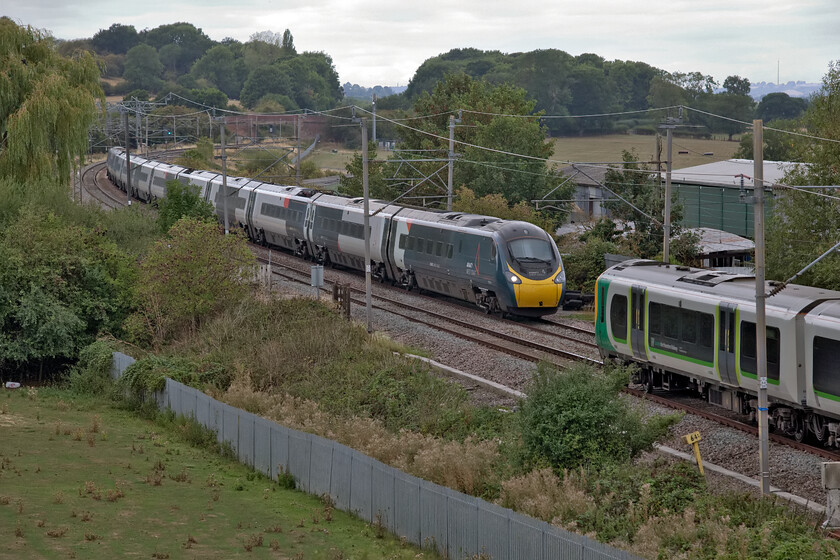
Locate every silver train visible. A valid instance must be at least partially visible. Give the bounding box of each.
[595,259,840,447]
[106,147,566,317]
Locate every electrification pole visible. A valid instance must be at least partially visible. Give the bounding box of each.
[220,118,229,235]
[123,111,131,206]
[372,94,377,144]
[754,119,770,495]
[362,118,372,333]
[448,115,456,211]
[663,126,673,262]
[296,114,302,186]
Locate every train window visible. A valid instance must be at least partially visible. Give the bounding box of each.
[447,244,454,259]
[682,311,697,343]
[814,336,840,397]
[663,306,679,339]
[649,302,661,335]
[739,322,780,381]
[610,294,627,342]
[490,243,497,260]
[435,241,443,257]
[399,235,406,249]
[426,239,434,254]
[649,302,714,363]
[698,314,714,348]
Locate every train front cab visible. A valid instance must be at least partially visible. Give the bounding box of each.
[496,222,564,317]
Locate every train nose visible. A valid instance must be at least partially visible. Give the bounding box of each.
[516,283,560,308]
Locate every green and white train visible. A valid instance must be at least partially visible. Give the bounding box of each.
[595,259,840,447]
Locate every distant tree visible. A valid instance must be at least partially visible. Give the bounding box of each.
[723,75,751,96]
[282,29,296,54]
[563,64,618,134]
[254,93,298,113]
[240,66,292,108]
[607,60,660,111]
[242,38,283,71]
[123,43,164,91]
[397,73,570,211]
[734,119,804,161]
[603,150,696,261]
[695,91,754,140]
[190,45,248,98]
[123,89,150,102]
[756,92,808,123]
[0,17,102,184]
[56,38,95,57]
[139,22,213,72]
[158,43,182,75]
[454,187,557,232]
[647,75,689,109]
[91,23,138,54]
[339,141,394,199]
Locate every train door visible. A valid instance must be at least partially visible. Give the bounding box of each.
[630,285,646,359]
[718,303,738,385]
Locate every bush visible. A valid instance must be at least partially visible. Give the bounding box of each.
[519,363,679,470]
[66,340,118,396]
[117,354,230,396]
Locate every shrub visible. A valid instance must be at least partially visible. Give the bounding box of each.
[67,340,118,396]
[519,363,678,471]
[118,355,230,395]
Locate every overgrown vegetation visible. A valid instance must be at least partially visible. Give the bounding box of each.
[519,363,679,470]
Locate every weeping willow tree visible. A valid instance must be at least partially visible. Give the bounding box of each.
[0,17,102,185]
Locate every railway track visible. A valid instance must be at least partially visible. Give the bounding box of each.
[255,254,601,368]
[92,159,839,477]
[257,253,840,465]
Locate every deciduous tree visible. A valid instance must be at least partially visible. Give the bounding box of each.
[128,217,256,347]
[0,17,102,184]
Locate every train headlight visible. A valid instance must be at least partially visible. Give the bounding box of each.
[554,271,566,284]
[509,274,521,284]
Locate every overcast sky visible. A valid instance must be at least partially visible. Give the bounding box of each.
[4,0,838,87]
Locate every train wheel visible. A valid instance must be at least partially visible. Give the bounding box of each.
[813,416,828,443]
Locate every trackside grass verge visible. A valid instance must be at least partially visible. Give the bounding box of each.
[0,387,437,560]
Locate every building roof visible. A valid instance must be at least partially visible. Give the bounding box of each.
[687,227,754,254]
[670,159,798,188]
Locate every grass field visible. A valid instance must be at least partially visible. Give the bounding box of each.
[303,135,741,177]
[0,388,433,559]
[550,134,741,169]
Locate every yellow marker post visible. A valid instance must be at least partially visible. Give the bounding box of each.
[683,431,704,476]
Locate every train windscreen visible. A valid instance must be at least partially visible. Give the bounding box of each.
[508,238,554,263]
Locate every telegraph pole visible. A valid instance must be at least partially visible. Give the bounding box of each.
[754,119,770,495]
[361,118,372,333]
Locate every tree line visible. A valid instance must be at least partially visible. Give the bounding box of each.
[58,22,342,113]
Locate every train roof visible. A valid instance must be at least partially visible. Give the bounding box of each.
[253,183,319,198]
[602,259,840,314]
